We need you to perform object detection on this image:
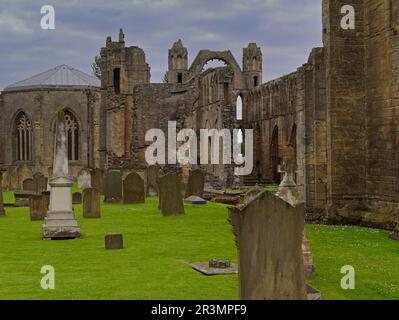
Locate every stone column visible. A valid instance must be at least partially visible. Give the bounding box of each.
[0,169,6,216]
[42,110,80,240]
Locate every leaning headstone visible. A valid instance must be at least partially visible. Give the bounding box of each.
[91,168,104,194]
[229,191,307,300]
[77,168,92,189]
[390,225,399,241]
[157,173,185,216]
[105,234,123,250]
[0,169,5,216]
[123,172,145,204]
[42,110,80,240]
[185,169,205,198]
[29,192,50,221]
[83,188,101,218]
[72,192,82,205]
[23,178,35,192]
[104,170,122,203]
[146,165,159,196]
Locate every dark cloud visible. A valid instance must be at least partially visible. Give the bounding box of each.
[0,0,322,90]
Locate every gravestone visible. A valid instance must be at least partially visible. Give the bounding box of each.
[83,188,101,218]
[390,225,399,241]
[184,195,207,205]
[29,192,50,221]
[2,169,11,191]
[274,158,316,278]
[72,192,82,205]
[229,191,307,300]
[42,110,80,240]
[104,170,122,203]
[14,190,36,207]
[23,178,35,192]
[123,172,145,204]
[105,234,123,249]
[185,169,205,198]
[33,173,47,193]
[91,168,104,194]
[17,164,33,190]
[77,168,91,189]
[146,165,159,196]
[302,233,316,278]
[157,173,185,216]
[0,170,5,216]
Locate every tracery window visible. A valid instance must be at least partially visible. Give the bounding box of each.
[64,111,79,161]
[16,112,33,161]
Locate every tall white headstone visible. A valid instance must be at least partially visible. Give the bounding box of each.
[42,110,80,239]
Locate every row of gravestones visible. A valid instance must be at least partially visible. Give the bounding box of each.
[8,165,206,220]
[22,173,48,193]
[30,188,101,221]
[102,167,205,216]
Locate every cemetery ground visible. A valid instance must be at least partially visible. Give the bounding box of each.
[0,189,399,300]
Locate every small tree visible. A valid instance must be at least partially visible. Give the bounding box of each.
[91,55,101,80]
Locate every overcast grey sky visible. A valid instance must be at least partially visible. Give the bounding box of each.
[0,0,322,90]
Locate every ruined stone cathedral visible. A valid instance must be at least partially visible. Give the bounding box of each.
[1,0,399,225]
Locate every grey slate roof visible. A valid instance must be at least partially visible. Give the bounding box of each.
[3,65,100,92]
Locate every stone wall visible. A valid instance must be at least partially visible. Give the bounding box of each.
[244,47,327,215]
[323,0,399,220]
[364,0,399,213]
[132,83,195,166]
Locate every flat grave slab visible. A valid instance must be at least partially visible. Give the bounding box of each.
[192,260,238,276]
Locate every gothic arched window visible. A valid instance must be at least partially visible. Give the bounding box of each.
[236,95,243,121]
[64,111,79,161]
[16,112,33,161]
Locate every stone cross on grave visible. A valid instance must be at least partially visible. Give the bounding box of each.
[42,110,80,240]
[275,158,303,207]
[278,158,297,188]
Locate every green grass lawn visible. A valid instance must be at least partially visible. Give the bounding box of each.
[0,190,398,300]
